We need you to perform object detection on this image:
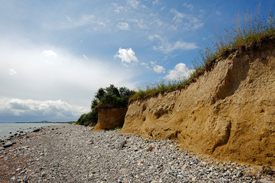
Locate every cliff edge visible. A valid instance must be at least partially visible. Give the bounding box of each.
[121,37,275,166]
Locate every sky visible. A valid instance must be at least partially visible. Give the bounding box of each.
[0,0,272,122]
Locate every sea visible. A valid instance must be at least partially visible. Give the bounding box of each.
[0,122,64,139]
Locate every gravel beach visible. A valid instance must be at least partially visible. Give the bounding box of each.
[0,124,274,183]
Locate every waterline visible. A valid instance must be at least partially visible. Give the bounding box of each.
[0,123,64,139]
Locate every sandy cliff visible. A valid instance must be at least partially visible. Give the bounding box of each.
[121,37,275,166]
[94,108,127,130]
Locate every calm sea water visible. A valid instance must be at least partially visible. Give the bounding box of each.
[0,123,64,139]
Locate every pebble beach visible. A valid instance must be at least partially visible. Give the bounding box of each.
[0,124,274,183]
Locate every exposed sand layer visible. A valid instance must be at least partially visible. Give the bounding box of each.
[93,108,127,130]
[121,37,275,166]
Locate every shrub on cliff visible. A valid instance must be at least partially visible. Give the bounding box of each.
[76,84,135,126]
[76,110,97,126]
[95,85,135,108]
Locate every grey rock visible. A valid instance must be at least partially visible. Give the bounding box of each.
[259,179,274,183]
[41,171,46,177]
[236,169,243,177]
[3,141,14,148]
[33,128,40,132]
[116,140,126,150]
[119,168,130,174]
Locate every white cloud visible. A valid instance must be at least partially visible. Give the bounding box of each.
[164,63,194,80]
[65,14,95,27]
[153,65,165,73]
[44,14,108,30]
[170,9,185,23]
[42,50,57,57]
[183,3,194,11]
[141,5,147,9]
[0,98,87,122]
[216,11,221,15]
[141,62,150,69]
[112,3,125,13]
[114,48,138,65]
[83,55,89,60]
[129,19,148,29]
[9,69,17,76]
[152,0,159,5]
[150,61,165,74]
[117,22,130,30]
[148,34,198,53]
[127,0,140,9]
[170,9,203,30]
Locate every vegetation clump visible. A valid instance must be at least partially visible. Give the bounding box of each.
[76,84,135,126]
[131,3,275,102]
[131,79,188,100]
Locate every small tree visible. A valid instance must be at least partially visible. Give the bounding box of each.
[96,84,135,108]
[105,84,120,97]
[95,88,105,101]
[76,84,135,126]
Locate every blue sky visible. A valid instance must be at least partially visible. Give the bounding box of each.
[0,0,272,122]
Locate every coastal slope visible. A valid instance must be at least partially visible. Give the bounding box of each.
[121,37,275,166]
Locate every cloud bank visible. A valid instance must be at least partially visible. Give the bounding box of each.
[0,38,137,122]
[0,98,86,122]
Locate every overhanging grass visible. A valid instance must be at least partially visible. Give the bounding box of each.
[130,3,275,102]
[131,79,188,99]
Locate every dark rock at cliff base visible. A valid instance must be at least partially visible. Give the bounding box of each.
[261,166,274,175]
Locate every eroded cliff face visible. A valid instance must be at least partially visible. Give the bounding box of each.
[121,39,275,166]
[93,108,127,130]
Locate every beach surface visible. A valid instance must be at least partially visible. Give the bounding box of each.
[0,124,273,183]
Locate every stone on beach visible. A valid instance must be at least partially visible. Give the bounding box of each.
[3,141,15,148]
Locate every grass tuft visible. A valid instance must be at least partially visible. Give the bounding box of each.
[131,78,187,100]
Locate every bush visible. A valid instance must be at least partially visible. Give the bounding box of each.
[95,84,135,109]
[76,110,98,126]
[76,84,135,126]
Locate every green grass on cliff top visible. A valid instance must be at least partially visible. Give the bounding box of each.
[131,3,275,101]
